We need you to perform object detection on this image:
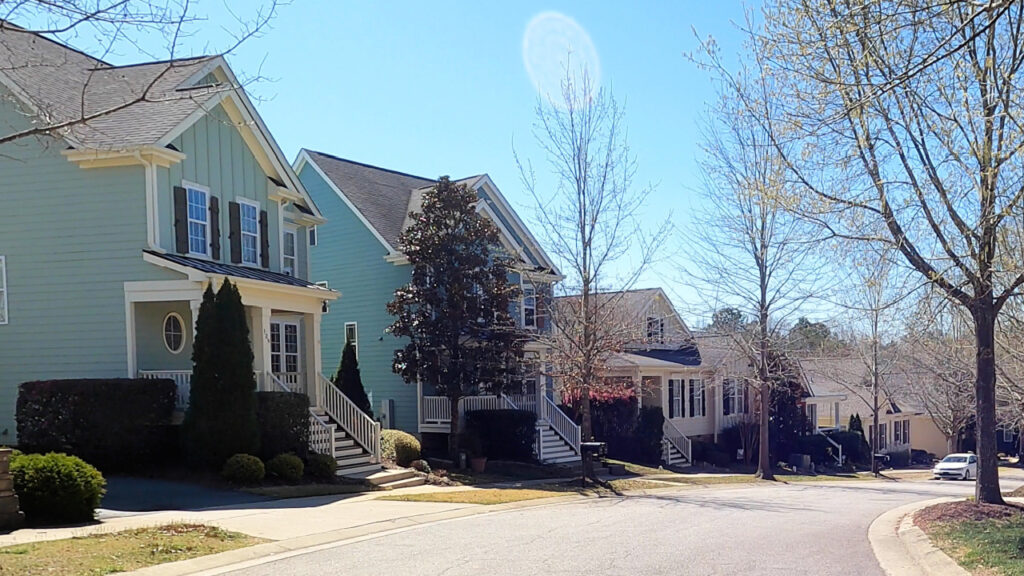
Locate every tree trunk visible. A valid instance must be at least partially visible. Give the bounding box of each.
[448,396,461,463]
[872,386,880,477]
[973,305,1005,505]
[755,309,774,480]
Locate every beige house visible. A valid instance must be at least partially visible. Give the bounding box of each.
[798,358,950,457]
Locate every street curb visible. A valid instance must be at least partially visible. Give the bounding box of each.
[868,497,968,576]
[122,494,589,576]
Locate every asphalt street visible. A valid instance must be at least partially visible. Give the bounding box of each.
[227,478,1022,576]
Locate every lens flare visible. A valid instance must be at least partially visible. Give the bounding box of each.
[522,11,601,104]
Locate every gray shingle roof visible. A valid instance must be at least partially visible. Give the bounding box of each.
[146,251,330,290]
[0,22,220,149]
[302,150,452,249]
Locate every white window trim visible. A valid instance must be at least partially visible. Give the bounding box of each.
[184,181,211,258]
[1004,427,1015,443]
[0,255,8,325]
[281,224,298,276]
[238,198,261,266]
[669,377,683,419]
[163,312,186,354]
[345,321,358,358]
[521,282,536,329]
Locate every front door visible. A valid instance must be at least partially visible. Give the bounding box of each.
[270,320,301,390]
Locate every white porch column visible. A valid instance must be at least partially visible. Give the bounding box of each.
[124,297,137,377]
[189,300,201,336]
[305,312,322,404]
[634,369,642,412]
[249,306,272,390]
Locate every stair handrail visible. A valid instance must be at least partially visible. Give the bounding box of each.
[817,429,844,466]
[308,410,335,457]
[663,418,692,463]
[542,395,580,454]
[269,372,293,394]
[317,373,381,463]
[500,393,518,410]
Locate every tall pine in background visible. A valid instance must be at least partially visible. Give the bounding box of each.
[333,340,372,417]
[183,279,260,467]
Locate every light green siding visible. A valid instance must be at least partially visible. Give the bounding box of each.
[156,103,303,276]
[299,164,419,434]
[136,302,193,371]
[0,94,179,444]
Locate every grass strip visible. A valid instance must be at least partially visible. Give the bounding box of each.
[0,523,262,576]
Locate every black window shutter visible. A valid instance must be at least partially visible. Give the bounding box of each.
[209,196,221,260]
[743,385,750,414]
[259,210,270,268]
[173,186,189,254]
[229,201,242,264]
[723,381,731,416]
[689,381,695,418]
[668,381,675,419]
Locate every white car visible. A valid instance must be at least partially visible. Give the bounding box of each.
[932,453,978,480]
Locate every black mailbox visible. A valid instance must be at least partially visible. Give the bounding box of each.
[580,441,607,458]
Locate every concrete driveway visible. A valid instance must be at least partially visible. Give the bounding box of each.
[99,476,271,517]
[226,477,1024,576]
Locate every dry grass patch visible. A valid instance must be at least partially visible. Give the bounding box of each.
[0,524,261,576]
[377,488,572,505]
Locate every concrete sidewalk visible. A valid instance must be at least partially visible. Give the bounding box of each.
[0,482,488,546]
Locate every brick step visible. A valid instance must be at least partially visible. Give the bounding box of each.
[364,468,417,486]
[377,476,426,490]
[335,462,382,478]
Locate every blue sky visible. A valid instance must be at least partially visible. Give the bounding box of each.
[34,1,753,321]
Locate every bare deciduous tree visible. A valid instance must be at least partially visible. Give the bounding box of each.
[516,69,669,444]
[685,67,825,480]
[750,0,1024,505]
[0,1,279,147]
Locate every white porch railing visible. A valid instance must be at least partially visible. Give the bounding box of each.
[505,394,538,414]
[138,370,192,410]
[818,430,844,466]
[308,412,335,457]
[540,394,580,455]
[663,418,692,464]
[276,372,304,395]
[423,396,451,424]
[317,374,381,463]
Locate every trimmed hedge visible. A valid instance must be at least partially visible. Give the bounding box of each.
[266,453,304,483]
[464,409,537,462]
[221,454,265,485]
[306,453,337,480]
[256,392,309,460]
[11,452,106,524]
[17,379,176,471]
[381,430,421,466]
[827,431,871,465]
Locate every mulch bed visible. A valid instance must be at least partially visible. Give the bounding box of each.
[915,500,1024,530]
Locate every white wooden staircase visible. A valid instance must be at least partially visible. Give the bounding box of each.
[530,394,581,465]
[662,419,692,467]
[307,374,388,478]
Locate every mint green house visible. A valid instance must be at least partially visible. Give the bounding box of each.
[294,150,582,464]
[0,25,384,478]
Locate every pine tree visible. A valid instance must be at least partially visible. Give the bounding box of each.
[183,279,260,467]
[333,340,372,417]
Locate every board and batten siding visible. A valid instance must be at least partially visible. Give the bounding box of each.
[0,95,179,443]
[155,103,296,276]
[298,163,419,434]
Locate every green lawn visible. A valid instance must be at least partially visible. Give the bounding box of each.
[928,515,1024,575]
[0,524,261,576]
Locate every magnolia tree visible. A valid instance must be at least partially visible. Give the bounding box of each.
[387,177,524,460]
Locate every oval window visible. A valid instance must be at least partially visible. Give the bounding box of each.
[163,313,185,354]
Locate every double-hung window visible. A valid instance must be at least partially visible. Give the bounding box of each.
[282,227,297,276]
[689,379,706,417]
[668,378,684,419]
[647,316,665,343]
[345,322,358,358]
[902,420,910,445]
[522,283,536,328]
[723,379,745,416]
[0,255,7,324]
[893,421,902,444]
[187,187,210,256]
[239,200,260,266]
